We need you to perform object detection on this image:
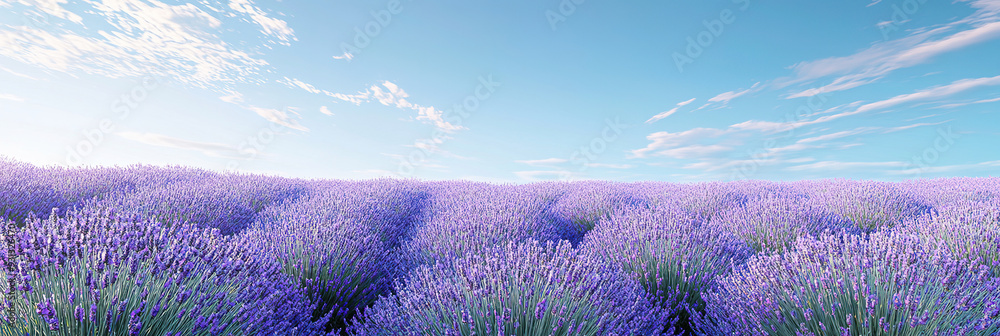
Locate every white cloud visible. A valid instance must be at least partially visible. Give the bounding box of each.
[280,77,321,94]
[646,98,696,124]
[786,161,909,171]
[117,131,242,158]
[935,96,1000,109]
[798,127,879,143]
[219,90,244,104]
[332,52,354,61]
[631,128,729,158]
[0,93,24,102]
[515,158,568,166]
[227,0,296,45]
[0,0,292,90]
[0,64,38,80]
[584,163,633,169]
[320,106,333,116]
[707,82,760,105]
[370,81,413,109]
[732,75,1000,134]
[326,90,371,105]
[880,120,948,132]
[653,144,732,159]
[247,106,308,132]
[514,170,579,181]
[284,79,464,133]
[1,0,83,24]
[889,159,1000,175]
[782,18,1000,98]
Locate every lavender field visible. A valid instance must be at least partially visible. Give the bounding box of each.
[1,161,998,336]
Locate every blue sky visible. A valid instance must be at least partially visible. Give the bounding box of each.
[1,0,998,183]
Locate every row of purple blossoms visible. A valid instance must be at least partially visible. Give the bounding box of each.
[1,159,998,335]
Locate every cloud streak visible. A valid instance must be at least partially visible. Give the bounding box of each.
[118,131,243,158]
[646,98,696,124]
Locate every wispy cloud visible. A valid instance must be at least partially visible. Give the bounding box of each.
[117,131,243,158]
[0,93,24,102]
[786,160,909,171]
[217,90,309,130]
[782,17,1000,98]
[0,0,83,24]
[585,163,633,169]
[332,52,354,61]
[631,127,730,158]
[320,106,333,116]
[0,0,282,90]
[706,82,760,106]
[732,75,1000,134]
[227,0,296,45]
[515,158,568,166]
[247,106,308,132]
[889,159,1000,175]
[0,64,38,80]
[280,77,321,94]
[514,170,578,181]
[935,96,1000,109]
[646,98,696,124]
[282,78,464,133]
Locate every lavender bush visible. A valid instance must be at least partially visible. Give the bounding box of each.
[349,239,668,336]
[2,160,998,335]
[546,181,649,245]
[4,244,311,335]
[711,195,855,253]
[803,180,933,232]
[2,210,325,335]
[397,182,567,271]
[82,172,308,235]
[0,159,212,226]
[241,179,428,334]
[695,229,1000,335]
[580,205,754,335]
[894,198,1000,278]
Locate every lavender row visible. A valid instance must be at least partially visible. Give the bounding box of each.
[2,161,998,335]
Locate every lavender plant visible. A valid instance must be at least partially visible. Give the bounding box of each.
[242,209,406,334]
[83,173,308,235]
[806,180,932,232]
[711,195,856,253]
[694,229,1000,335]
[2,210,325,335]
[350,239,668,336]
[3,244,303,335]
[547,181,649,245]
[580,205,754,335]
[653,182,749,222]
[398,182,567,271]
[895,198,1000,277]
